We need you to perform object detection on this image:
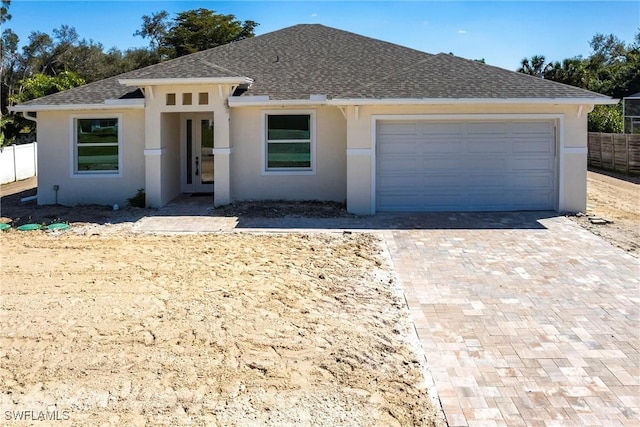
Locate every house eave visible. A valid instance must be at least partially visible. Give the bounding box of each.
[327,97,619,106]
[227,96,618,108]
[228,96,328,107]
[9,101,145,112]
[118,77,253,86]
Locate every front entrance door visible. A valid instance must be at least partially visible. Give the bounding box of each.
[182,113,214,193]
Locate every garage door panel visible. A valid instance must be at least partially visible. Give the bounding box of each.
[377,122,418,136]
[422,157,466,170]
[467,141,508,153]
[378,158,422,174]
[468,157,508,171]
[377,175,422,190]
[378,141,421,155]
[376,119,556,212]
[421,141,464,154]
[511,121,552,134]
[420,122,464,135]
[512,157,554,171]
[466,173,508,187]
[513,140,554,153]
[511,174,553,188]
[465,122,509,134]
[421,174,466,187]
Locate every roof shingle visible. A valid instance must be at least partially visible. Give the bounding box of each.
[16,24,611,107]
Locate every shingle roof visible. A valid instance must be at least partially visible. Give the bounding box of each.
[16,24,612,107]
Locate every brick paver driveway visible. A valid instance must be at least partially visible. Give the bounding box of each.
[383,213,639,426]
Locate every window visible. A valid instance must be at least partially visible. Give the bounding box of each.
[166,93,176,105]
[265,113,314,172]
[74,118,120,174]
[182,93,192,105]
[198,92,209,105]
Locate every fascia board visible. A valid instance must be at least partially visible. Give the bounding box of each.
[9,102,145,112]
[327,97,619,106]
[228,98,328,107]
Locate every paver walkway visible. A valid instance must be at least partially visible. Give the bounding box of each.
[384,216,639,427]
[135,207,639,426]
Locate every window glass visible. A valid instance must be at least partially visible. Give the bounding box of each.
[266,114,312,170]
[75,118,119,173]
[267,115,310,140]
[267,142,311,168]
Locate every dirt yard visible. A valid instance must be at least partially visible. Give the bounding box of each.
[0,230,442,426]
[568,170,640,256]
[0,168,637,425]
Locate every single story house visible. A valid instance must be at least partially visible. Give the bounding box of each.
[11,24,616,215]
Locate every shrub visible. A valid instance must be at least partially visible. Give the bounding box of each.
[128,188,145,208]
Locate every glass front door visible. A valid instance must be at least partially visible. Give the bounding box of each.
[182,114,214,193]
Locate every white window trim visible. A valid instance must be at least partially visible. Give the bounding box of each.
[261,109,317,176]
[69,114,123,178]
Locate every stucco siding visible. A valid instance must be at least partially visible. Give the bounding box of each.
[341,103,588,214]
[36,109,145,206]
[230,106,347,202]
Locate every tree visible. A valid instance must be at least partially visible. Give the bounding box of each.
[1,29,20,112]
[517,30,640,132]
[136,8,258,59]
[133,10,170,61]
[517,55,553,78]
[0,0,11,24]
[545,57,588,87]
[589,104,624,133]
[9,71,85,105]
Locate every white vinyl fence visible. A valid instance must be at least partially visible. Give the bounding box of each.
[0,142,38,184]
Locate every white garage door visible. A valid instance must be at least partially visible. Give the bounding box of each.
[376,120,556,212]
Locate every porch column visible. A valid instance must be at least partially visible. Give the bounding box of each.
[345,106,375,215]
[213,104,231,206]
[144,107,163,208]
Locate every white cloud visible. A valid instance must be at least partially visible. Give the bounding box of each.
[311,13,318,17]
[423,21,429,26]
[457,30,467,34]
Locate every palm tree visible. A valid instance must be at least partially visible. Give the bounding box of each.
[545,58,588,88]
[517,55,553,78]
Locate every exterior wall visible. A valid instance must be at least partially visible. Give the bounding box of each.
[230,105,347,202]
[35,109,145,206]
[33,100,590,213]
[342,103,589,214]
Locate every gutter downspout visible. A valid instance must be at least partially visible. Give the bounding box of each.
[20,112,38,123]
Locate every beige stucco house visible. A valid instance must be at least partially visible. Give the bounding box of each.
[11,24,616,215]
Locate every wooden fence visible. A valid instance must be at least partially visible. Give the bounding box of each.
[587,133,640,175]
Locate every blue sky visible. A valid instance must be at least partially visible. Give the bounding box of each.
[4,1,640,71]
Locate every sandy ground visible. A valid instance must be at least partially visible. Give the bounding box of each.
[0,169,636,425]
[0,230,442,426]
[568,170,640,256]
